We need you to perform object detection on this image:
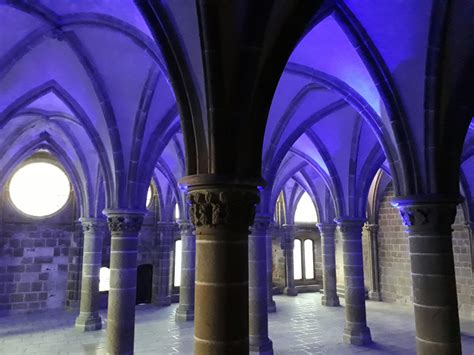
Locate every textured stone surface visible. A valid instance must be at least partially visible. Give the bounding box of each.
[1,293,474,354]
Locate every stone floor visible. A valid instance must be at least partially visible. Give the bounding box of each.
[1,293,474,354]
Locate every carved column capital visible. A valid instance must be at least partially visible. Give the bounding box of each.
[364,224,379,234]
[157,221,178,233]
[281,224,296,249]
[317,223,337,236]
[391,195,460,235]
[178,221,194,235]
[251,214,272,235]
[187,188,259,231]
[104,210,145,233]
[334,218,365,234]
[79,218,106,234]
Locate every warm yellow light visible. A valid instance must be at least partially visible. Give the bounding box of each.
[9,162,70,217]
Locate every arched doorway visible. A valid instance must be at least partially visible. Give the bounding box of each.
[136,264,153,304]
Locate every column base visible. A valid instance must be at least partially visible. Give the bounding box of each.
[368,291,381,301]
[321,295,340,307]
[283,287,298,296]
[75,312,102,331]
[175,305,194,321]
[250,336,273,354]
[343,325,372,345]
[153,296,171,307]
[268,299,277,313]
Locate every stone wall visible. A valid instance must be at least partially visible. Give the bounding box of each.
[0,191,79,315]
[377,183,474,319]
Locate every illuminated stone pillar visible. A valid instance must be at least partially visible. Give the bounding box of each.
[364,224,381,301]
[105,210,144,355]
[175,221,195,321]
[75,218,106,331]
[282,224,298,296]
[267,223,277,313]
[249,215,273,354]
[153,222,176,307]
[184,176,260,354]
[335,218,372,345]
[393,196,461,355]
[317,223,340,307]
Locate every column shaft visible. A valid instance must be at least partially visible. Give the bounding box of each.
[365,224,381,301]
[393,197,461,355]
[335,218,372,345]
[75,218,105,331]
[317,223,340,307]
[176,222,196,321]
[282,225,297,296]
[105,210,144,355]
[266,225,276,312]
[249,216,273,354]
[153,222,175,307]
[186,182,259,354]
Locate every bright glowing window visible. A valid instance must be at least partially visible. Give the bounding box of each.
[293,239,302,280]
[294,192,317,223]
[146,185,153,208]
[304,239,315,279]
[173,240,182,287]
[174,203,180,221]
[99,267,110,292]
[9,162,70,217]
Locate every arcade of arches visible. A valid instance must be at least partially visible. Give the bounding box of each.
[0,1,473,355]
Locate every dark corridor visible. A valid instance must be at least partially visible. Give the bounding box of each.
[136,264,153,304]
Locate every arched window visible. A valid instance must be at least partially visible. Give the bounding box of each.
[174,203,180,221]
[293,238,315,282]
[294,192,317,223]
[9,161,70,217]
[99,267,110,292]
[146,185,153,208]
[293,239,303,280]
[173,239,182,287]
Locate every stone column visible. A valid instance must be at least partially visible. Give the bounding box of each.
[249,215,273,354]
[153,221,176,307]
[281,224,298,296]
[464,222,474,273]
[104,210,144,355]
[393,196,461,355]
[267,224,277,313]
[335,218,372,345]
[75,218,106,331]
[317,223,340,307]
[364,224,381,301]
[184,176,260,354]
[175,221,196,321]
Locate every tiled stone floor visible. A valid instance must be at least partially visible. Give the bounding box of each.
[1,293,474,354]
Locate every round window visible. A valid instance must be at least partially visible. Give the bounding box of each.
[9,162,71,217]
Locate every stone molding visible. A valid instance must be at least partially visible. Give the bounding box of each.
[187,189,259,229]
[178,221,194,234]
[157,221,178,233]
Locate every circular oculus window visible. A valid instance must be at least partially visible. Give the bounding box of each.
[9,162,71,217]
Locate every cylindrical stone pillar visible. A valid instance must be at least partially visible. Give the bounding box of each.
[282,224,298,296]
[393,196,461,355]
[364,224,381,301]
[153,222,176,307]
[317,223,340,307]
[175,221,196,321]
[75,218,106,331]
[335,218,372,345]
[249,215,273,354]
[267,224,276,313]
[183,176,260,354]
[104,210,144,355]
